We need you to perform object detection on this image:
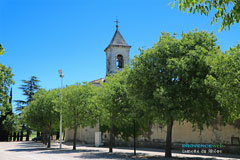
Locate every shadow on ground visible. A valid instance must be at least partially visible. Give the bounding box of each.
[8,148,47,152]
[5,142,240,160]
[74,152,219,160]
[39,149,99,154]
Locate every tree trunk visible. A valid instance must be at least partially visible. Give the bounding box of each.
[13,132,16,141]
[26,127,30,141]
[47,122,52,148]
[42,133,45,144]
[73,124,77,150]
[9,132,12,141]
[20,130,23,141]
[133,118,136,155]
[109,129,114,153]
[37,131,40,137]
[165,119,173,158]
[17,132,20,141]
[43,133,47,145]
[47,134,51,148]
[56,132,59,140]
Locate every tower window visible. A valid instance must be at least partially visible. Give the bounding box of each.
[116,55,124,68]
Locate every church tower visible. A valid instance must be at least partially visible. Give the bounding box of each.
[104,20,131,75]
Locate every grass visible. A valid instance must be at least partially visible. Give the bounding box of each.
[29,131,37,139]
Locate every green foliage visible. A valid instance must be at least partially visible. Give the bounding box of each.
[0,64,14,107]
[129,30,220,127]
[98,68,131,137]
[23,89,59,134]
[97,67,151,140]
[15,76,40,141]
[172,0,240,31]
[61,83,98,129]
[3,113,18,133]
[0,64,14,141]
[128,30,221,157]
[15,76,40,112]
[60,82,98,150]
[206,43,240,122]
[0,44,4,55]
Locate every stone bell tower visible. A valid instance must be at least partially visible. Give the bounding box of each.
[104,19,131,75]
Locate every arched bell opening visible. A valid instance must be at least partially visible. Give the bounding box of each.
[116,54,124,69]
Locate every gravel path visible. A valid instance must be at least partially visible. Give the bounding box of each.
[0,141,239,160]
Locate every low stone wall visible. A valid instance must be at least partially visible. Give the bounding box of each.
[112,140,240,154]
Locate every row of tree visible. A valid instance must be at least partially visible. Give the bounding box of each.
[21,30,240,157]
[0,43,40,142]
[0,61,14,141]
[0,44,16,141]
[0,67,40,142]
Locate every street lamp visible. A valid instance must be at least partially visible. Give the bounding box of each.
[58,69,64,149]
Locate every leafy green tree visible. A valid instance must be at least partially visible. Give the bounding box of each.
[0,103,14,141]
[3,113,18,141]
[15,76,40,141]
[97,68,130,152]
[9,114,22,141]
[61,83,98,150]
[23,89,59,148]
[0,44,4,55]
[97,67,151,153]
[128,31,220,157]
[0,64,14,141]
[172,0,240,31]
[206,43,240,123]
[3,88,19,142]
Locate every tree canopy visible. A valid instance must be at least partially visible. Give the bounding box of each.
[61,83,98,150]
[15,76,40,141]
[0,64,14,141]
[23,89,59,147]
[97,67,153,153]
[128,30,221,157]
[0,64,14,107]
[172,0,240,31]
[0,44,4,55]
[206,43,240,122]
[15,76,40,111]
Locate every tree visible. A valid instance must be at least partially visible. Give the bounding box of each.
[3,112,19,141]
[0,64,14,141]
[206,43,240,123]
[23,89,59,148]
[128,30,220,157]
[15,76,40,141]
[172,0,240,31]
[61,83,98,150]
[97,67,151,153]
[16,76,40,108]
[0,44,4,55]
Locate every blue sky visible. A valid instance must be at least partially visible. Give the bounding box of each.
[0,0,240,111]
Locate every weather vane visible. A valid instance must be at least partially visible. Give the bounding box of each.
[114,16,120,29]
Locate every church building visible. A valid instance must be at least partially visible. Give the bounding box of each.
[65,22,240,150]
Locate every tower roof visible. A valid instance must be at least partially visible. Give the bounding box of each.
[105,29,131,51]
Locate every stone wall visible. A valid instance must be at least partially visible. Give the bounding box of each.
[65,121,240,146]
[65,125,99,144]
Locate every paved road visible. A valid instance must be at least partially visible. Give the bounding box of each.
[0,141,239,160]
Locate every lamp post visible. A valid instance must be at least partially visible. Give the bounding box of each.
[58,69,64,149]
